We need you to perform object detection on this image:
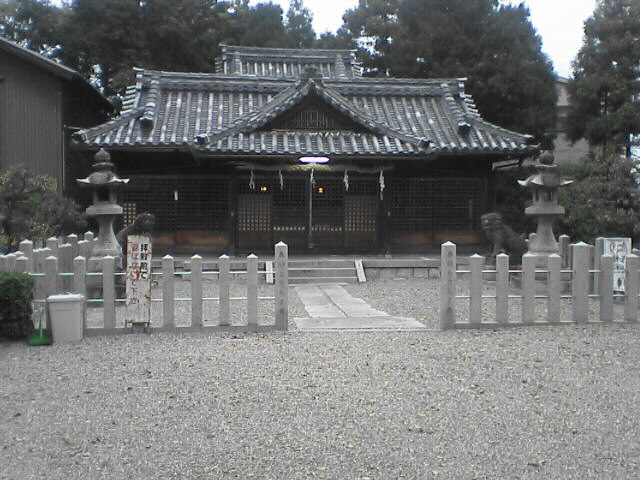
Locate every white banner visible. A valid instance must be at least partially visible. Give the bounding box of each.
[603,237,631,293]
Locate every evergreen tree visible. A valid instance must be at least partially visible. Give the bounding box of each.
[235,2,290,48]
[0,0,65,58]
[286,0,315,48]
[558,153,640,242]
[567,0,640,155]
[342,0,557,144]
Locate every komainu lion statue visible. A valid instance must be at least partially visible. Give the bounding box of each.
[480,212,527,264]
[116,212,155,256]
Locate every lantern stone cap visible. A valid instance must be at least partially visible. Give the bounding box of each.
[77,148,129,187]
[518,170,573,188]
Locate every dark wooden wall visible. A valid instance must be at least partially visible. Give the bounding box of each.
[0,49,64,185]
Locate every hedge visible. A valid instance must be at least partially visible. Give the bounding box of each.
[0,272,34,340]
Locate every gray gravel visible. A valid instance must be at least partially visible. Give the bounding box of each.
[3,277,640,479]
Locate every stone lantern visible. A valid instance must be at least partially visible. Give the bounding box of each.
[518,151,572,263]
[77,148,129,268]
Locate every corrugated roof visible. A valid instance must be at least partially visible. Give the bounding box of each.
[73,46,537,158]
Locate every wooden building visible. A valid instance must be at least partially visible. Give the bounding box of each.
[72,45,538,253]
[0,36,112,193]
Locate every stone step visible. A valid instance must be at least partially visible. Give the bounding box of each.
[288,259,356,269]
[288,276,358,285]
[289,267,357,277]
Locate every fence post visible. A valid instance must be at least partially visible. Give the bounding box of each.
[7,253,16,272]
[559,235,570,267]
[496,253,509,324]
[84,231,95,242]
[74,256,87,300]
[247,254,258,326]
[191,255,203,328]
[624,254,639,323]
[274,242,288,331]
[44,256,59,299]
[469,254,482,325]
[59,243,73,292]
[547,254,561,323]
[162,255,175,328]
[65,234,79,258]
[44,256,58,330]
[46,237,59,258]
[599,254,613,323]
[15,256,28,273]
[522,253,536,324]
[19,240,34,272]
[0,255,7,272]
[572,242,590,324]
[439,242,456,330]
[78,239,92,260]
[594,237,605,294]
[219,254,230,326]
[102,256,116,330]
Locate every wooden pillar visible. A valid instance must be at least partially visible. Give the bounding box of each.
[191,255,203,328]
[496,253,509,324]
[162,255,175,329]
[229,170,238,255]
[547,254,561,323]
[274,242,288,330]
[219,254,230,326]
[439,242,456,330]
[572,242,590,324]
[469,254,483,325]
[381,170,392,253]
[247,254,258,326]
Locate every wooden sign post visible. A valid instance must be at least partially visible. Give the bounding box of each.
[125,235,152,330]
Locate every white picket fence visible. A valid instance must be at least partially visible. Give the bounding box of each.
[1,234,289,334]
[440,241,640,330]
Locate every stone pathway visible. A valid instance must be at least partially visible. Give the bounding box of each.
[293,284,427,331]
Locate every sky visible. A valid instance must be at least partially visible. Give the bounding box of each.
[254,0,599,78]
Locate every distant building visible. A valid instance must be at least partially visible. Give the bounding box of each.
[72,45,539,253]
[552,76,590,165]
[0,36,112,193]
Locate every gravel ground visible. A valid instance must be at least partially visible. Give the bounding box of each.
[2,278,640,479]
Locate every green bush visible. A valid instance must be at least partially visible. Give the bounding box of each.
[0,165,86,252]
[0,272,34,340]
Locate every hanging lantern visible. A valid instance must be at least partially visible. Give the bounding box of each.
[343,170,349,191]
[379,170,385,200]
[279,169,284,190]
[249,169,255,190]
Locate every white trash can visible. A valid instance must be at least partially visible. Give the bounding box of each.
[47,293,85,343]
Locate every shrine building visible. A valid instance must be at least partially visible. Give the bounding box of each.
[71,45,539,253]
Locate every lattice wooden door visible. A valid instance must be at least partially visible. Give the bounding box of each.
[237,175,273,250]
[272,176,307,250]
[344,178,379,250]
[310,177,343,249]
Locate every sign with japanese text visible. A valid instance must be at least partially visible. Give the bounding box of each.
[603,237,631,293]
[125,235,152,326]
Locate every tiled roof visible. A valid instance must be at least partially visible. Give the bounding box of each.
[215,44,362,79]
[73,47,537,158]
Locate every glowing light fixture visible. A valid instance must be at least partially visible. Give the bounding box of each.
[317,187,325,194]
[299,156,329,164]
[260,186,269,192]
